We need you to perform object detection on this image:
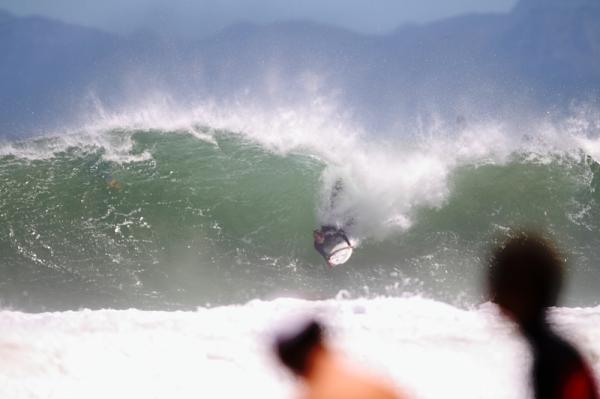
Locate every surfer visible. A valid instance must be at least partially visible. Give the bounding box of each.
[314,226,352,267]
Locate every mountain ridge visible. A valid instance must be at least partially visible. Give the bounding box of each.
[1,0,599,135]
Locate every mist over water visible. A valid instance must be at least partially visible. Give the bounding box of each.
[1,101,600,311]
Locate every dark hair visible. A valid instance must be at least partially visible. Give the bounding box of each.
[274,320,324,376]
[488,232,564,317]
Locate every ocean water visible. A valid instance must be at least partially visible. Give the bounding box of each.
[1,102,600,397]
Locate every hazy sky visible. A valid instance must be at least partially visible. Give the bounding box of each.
[0,0,518,37]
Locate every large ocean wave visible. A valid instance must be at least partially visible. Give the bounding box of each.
[1,104,600,310]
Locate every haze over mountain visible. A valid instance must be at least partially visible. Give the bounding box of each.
[0,0,517,38]
[1,0,599,136]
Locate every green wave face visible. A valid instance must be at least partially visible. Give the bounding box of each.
[1,129,599,310]
[0,130,326,310]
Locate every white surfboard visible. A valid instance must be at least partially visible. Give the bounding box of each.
[327,242,353,266]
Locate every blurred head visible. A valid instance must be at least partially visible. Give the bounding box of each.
[274,319,325,377]
[487,232,565,326]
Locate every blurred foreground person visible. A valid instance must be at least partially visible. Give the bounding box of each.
[274,319,402,399]
[488,233,598,399]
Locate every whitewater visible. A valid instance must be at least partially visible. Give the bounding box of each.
[0,297,599,399]
[1,100,600,397]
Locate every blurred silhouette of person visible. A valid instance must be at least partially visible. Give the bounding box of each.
[274,319,402,399]
[487,232,599,399]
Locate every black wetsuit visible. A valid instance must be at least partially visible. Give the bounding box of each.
[524,320,598,399]
[314,226,351,262]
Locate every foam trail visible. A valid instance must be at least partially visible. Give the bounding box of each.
[0,297,598,399]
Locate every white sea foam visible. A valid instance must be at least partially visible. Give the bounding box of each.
[0,296,598,399]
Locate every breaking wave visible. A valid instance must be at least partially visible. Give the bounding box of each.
[1,103,600,310]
